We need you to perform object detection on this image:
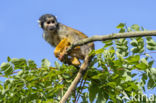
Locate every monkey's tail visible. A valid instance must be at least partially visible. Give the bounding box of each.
[60,55,91,103]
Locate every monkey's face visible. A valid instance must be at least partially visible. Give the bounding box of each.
[43,17,58,32]
[39,14,58,32]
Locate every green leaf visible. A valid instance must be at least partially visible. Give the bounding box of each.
[106,82,116,88]
[131,24,140,31]
[127,27,132,32]
[147,78,154,89]
[113,60,123,67]
[0,62,13,76]
[131,47,140,53]
[4,66,13,76]
[147,45,156,50]
[136,62,147,70]
[126,55,140,64]
[148,60,154,68]
[96,90,106,103]
[7,56,11,62]
[125,82,138,91]
[150,68,156,81]
[91,73,103,80]
[146,36,152,41]
[146,38,156,50]
[116,23,125,29]
[116,46,128,51]
[141,58,148,66]
[141,26,145,31]
[95,48,104,54]
[89,50,95,56]
[119,28,125,33]
[150,68,156,75]
[147,39,156,46]
[41,59,51,68]
[130,39,138,46]
[17,70,24,76]
[103,40,113,48]
[0,62,11,71]
[55,61,60,69]
[115,39,128,57]
[11,58,27,69]
[89,82,99,103]
[119,38,125,43]
[28,60,37,69]
[111,74,119,80]
[122,71,132,82]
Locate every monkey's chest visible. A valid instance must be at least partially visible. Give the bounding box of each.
[43,33,61,47]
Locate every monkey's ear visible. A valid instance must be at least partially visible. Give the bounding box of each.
[37,20,41,28]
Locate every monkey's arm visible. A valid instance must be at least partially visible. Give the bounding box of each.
[54,38,70,58]
[54,38,81,66]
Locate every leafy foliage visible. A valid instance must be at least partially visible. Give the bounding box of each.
[0,24,156,103]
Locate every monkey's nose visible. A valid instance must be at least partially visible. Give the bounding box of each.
[49,26,55,30]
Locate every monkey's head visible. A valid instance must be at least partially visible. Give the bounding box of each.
[39,14,58,32]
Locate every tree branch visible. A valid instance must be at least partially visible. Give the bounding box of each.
[67,30,156,53]
[60,30,156,103]
[60,55,90,103]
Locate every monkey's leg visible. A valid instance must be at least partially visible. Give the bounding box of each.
[69,46,82,66]
[59,50,81,66]
[70,57,80,66]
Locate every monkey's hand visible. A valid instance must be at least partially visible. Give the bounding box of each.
[57,46,68,61]
[54,38,71,62]
[54,38,70,58]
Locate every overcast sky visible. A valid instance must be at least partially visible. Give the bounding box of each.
[0,0,156,95]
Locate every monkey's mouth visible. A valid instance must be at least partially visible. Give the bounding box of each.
[48,27,56,31]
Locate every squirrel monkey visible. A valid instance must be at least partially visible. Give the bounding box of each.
[38,14,94,66]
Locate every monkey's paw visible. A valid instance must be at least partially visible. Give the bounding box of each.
[58,53,66,61]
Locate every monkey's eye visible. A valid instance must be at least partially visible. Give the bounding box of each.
[47,21,50,24]
[52,20,55,23]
